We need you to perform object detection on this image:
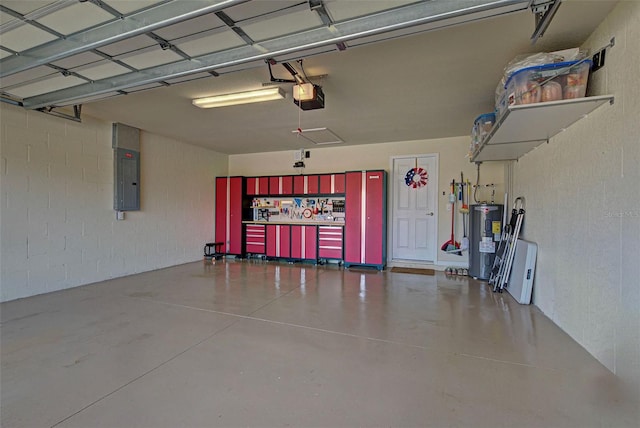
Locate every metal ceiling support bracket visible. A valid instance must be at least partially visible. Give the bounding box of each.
[21,0,532,109]
[35,104,83,122]
[529,0,561,43]
[85,0,124,19]
[309,0,344,51]
[146,32,191,59]
[47,64,92,82]
[0,0,250,78]
[91,49,138,72]
[215,11,255,45]
[232,27,255,45]
[267,61,297,84]
[309,0,333,27]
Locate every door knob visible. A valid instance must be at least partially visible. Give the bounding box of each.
[426,212,434,216]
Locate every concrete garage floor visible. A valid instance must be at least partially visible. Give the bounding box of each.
[1,260,637,428]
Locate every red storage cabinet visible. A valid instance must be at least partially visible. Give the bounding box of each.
[320,173,346,194]
[246,176,269,196]
[281,176,293,195]
[319,175,332,194]
[279,225,290,258]
[344,170,387,269]
[246,177,257,196]
[292,175,328,195]
[215,176,244,255]
[245,224,266,255]
[269,176,279,195]
[318,226,344,260]
[266,225,290,258]
[307,175,320,194]
[334,173,345,194]
[258,177,269,195]
[293,175,305,194]
[267,176,294,195]
[291,225,317,260]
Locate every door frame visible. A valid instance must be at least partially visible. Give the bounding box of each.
[388,154,439,266]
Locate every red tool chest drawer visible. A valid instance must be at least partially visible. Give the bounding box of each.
[318,226,343,259]
[245,224,266,254]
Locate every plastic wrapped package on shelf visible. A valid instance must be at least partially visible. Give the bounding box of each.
[497,59,592,118]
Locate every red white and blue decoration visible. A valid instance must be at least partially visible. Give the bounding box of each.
[405,167,428,188]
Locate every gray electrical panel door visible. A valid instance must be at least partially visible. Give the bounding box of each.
[114,148,140,211]
[112,123,141,211]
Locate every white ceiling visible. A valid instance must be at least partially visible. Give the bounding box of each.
[0,0,618,154]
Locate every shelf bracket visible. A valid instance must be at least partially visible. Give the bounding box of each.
[591,37,615,73]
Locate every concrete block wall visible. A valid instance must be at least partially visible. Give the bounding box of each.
[512,1,639,396]
[0,103,228,302]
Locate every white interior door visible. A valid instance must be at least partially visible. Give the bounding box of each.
[391,155,438,262]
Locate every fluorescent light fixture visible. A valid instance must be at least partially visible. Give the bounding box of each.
[292,83,315,101]
[192,87,285,108]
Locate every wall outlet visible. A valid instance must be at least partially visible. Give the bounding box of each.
[116,211,125,220]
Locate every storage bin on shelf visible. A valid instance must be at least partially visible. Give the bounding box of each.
[470,112,496,156]
[472,112,496,142]
[496,59,592,118]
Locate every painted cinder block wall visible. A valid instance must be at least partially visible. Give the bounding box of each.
[0,104,228,302]
[512,1,639,396]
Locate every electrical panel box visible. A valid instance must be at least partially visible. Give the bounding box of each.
[112,123,140,211]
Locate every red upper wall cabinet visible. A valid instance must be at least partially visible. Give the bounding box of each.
[334,173,345,193]
[293,175,305,194]
[319,173,346,194]
[258,177,269,195]
[252,173,344,196]
[246,176,269,196]
[319,175,332,194]
[269,176,279,194]
[307,175,320,194]
[246,177,257,195]
[267,176,294,195]
[281,176,293,195]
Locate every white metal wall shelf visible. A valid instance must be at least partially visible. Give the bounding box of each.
[471,95,614,162]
